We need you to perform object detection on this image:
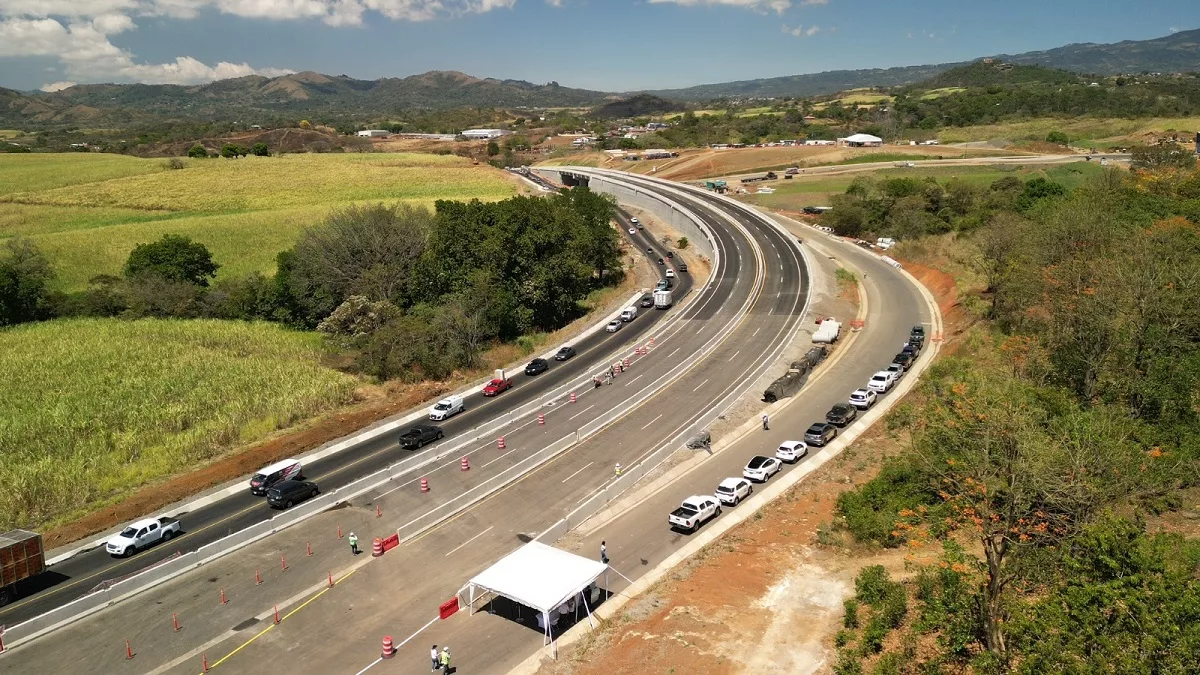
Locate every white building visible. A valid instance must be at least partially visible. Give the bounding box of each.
[462,129,506,140]
[837,133,884,148]
[356,129,391,138]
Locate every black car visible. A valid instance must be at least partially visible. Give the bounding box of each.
[525,358,550,376]
[804,422,837,447]
[679,263,688,273]
[639,294,654,308]
[657,257,665,265]
[909,332,926,347]
[666,251,674,258]
[646,247,654,254]
[825,403,858,427]
[893,352,914,370]
[554,346,577,361]
[910,325,926,341]
[902,342,920,358]
[267,480,319,509]
[399,424,444,449]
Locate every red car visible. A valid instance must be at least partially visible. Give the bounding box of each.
[482,377,513,396]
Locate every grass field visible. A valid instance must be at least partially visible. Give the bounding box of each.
[931,116,1200,147]
[742,161,1104,212]
[0,318,357,530]
[0,153,517,291]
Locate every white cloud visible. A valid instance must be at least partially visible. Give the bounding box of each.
[781,22,819,37]
[40,80,76,91]
[649,0,793,15]
[799,0,827,4]
[1169,26,1179,33]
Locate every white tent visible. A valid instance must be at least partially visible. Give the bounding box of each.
[462,542,609,644]
[839,133,884,147]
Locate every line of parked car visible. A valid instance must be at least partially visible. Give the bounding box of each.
[668,325,927,534]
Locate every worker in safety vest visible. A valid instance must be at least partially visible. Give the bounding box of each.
[348,532,359,555]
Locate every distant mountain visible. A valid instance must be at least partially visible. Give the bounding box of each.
[591,94,685,119]
[648,28,1200,101]
[915,62,1082,90]
[0,71,607,128]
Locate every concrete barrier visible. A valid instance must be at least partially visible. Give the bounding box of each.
[3,587,112,645]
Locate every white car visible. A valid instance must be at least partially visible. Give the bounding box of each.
[867,371,896,394]
[886,363,905,381]
[715,477,753,506]
[669,495,720,532]
[629,227,636,235]
[429,395,464,421]
[605,319,623,333]
[631,217,640,226]
[849,388,877,410]
[743,455,782,482]
[775,440,808,463]
[665,269,676,278]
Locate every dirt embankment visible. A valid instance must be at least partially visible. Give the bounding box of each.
[44,248,653,552]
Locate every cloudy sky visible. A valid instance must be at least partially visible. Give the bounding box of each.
[0,0,1194,93]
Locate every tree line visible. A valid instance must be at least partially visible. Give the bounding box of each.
[0,187,622,381]
[830,165,1200,672]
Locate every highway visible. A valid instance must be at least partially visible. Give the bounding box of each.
[0,206,690,628]
[0,170,808,674]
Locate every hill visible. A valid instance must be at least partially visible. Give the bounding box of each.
[0,71,606,129]
[650,28,1200,101]
[591,94,686,119]
[915,62,1082,89]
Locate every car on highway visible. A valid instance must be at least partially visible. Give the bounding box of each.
[665,269,676,279]
[667,251,674,259]
[743,455,782,482]
[554,346,577,362]
[399,424,444,449]
[715,477,753,506]
[106,517,180,557]
[628,228,636,235]
[678,263,688,273]
[631,217,640,227]
[911,325,926,342]
[892,352,914,370]
[267,479,319,510]
[429,395,464,421]
[605,319,623,333]
[655,279,671,292]
[250,458,302,495]
[849,388,876,410]
[804,422,838,447]
[886,363,905,382]
[867,371,896,394]
[669,495,721,533]
[525,358,550,376]
[825,403,858,427]
[902,340,921,358]
[639,294,654,308]
[775,440,808,463]
[657,257,665,265]
[482,377,513,396]
[646,247,654,254]
[909,330,925,348]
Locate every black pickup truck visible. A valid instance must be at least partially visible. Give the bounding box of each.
[399,424,444,449]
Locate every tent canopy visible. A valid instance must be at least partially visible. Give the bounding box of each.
[466,541,607,614]
[843,133,883,143]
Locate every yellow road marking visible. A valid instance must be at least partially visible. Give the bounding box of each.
[202,569,357,673]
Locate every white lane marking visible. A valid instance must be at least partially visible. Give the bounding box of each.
[693,378,709,392]
[561,462,594,484]
[729,350,741,361]
[444,526,494,557]
[482,447,519,468]
[624,374,644,387]
[668,347,681,358]
[641,414,662,430]
[569,404,595,421]
[753,327,761,337]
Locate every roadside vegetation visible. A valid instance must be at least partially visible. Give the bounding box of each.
[826,160,1200,672]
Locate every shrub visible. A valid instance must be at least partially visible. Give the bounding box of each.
[677,236,689,249]
[1046,131,1069,145]
[187,144,207,159]
[836,629,855,648]
[860,619,888,654]
[844,598,861,628]
[251,142,269,157]
[164,157,186,170]
[856,565,894,606]
[834,650,864,675]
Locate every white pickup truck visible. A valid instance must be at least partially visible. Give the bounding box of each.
[106,516,181,557]
[668,495,721,533]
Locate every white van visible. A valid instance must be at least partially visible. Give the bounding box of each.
[250,458,301,495]
[429,395,465,421]
[620,306,638,322]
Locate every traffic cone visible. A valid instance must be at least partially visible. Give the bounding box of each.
[381,635,396,659]
[376,503,382,519]
[461,456,470,471]
[220,588,227,605]
[337,524,343,539]
[281,554,287,572]
[649,337,655,347]
[202,653,209,673]
[420,477,429,493]
[255,569,262,585]
[328,571,335,588]
[497,436,506,449]
[273,605,280,625]
[372,538,384,557]
[623,357,631,368]
[125,639,134,660]
[538,413,545,425]
[173,612,181,632]
[569,392,577,403]
[306,541,312,557]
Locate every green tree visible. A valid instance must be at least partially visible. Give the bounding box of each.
[1045,130,1069,145]
[187,144,208,159]
[486,140,500,157]
[220,144,247,159]
[1131,142,1197,171]
[251,142,269,157]
[124,234,219,287]
[0,238,55,326]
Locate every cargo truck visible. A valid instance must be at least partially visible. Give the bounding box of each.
[740,171,777,184]
[653,289,673,309]
[0,529,46,606]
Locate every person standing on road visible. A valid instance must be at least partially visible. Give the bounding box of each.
[440,646,452,672]
[348,532,359,555]
[430,645,439,672]
[601,541,609,564]
[762,413,769,431]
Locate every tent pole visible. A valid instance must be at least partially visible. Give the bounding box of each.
[469,584,475,616]
[581,589,595,630]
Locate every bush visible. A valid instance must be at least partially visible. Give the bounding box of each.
[1046,131,1069,145]
[677,236,689,249]
[860,619,888,654]
[834,650,864,675]
[187,144,207,159]
[844,598,861,628]
[872,652,905,675]
[856,566,894,606]
[164,157,186,170]
[251,142,269,157]
[836,629,856,648]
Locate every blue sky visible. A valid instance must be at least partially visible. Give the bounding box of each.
[0,1,1195,93]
